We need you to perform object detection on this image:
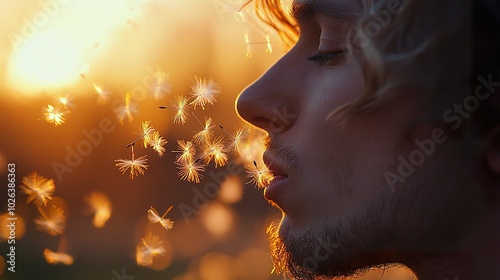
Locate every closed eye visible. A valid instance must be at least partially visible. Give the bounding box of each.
[307,51,343,66]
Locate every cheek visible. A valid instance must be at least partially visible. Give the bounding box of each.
[303,61,365,114]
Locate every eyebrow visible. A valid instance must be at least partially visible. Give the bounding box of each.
[291,0,358,21]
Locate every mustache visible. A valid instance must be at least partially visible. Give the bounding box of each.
[264,137,299,172]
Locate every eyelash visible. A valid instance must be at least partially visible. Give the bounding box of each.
[307,51,343,66]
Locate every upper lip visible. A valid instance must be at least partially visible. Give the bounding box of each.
[263,151,289,178]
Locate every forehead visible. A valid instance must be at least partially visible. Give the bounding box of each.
[291,0,362,20]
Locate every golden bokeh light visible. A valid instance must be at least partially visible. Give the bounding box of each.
[0,213,26,242]
[199,202,237,238]
[218,175,244,205]
[199,252,236,280]
[43,236,74,265]
[43,249,74,265]
[84,191,112,228]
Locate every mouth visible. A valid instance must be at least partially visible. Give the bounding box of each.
[263,151,290,205]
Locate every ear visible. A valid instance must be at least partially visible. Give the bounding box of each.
[487,125,500,174]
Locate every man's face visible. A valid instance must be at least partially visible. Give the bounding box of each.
[237,0,478,278]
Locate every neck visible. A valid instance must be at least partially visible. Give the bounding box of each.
[405,212,500,280]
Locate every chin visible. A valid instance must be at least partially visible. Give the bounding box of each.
[267,214,389,280]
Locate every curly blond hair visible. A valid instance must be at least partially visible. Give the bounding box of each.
[246,0,496,124]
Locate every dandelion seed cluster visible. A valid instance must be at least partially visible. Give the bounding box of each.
[14,1,285,274]
[20,172,72,264]
[19,172,118,265]
[108,75,270,187]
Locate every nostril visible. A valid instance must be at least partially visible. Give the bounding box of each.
[252,116,274,130]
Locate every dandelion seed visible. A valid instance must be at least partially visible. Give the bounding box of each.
[43,236,73,265]
[246,160,274,189]
[115,91,137,124]
[147,206,174,230]
[150,70,171,100]
[220,125,251,153]
[244,32,253,58]
[140,121,155,148]
[236,131,268,164]
[190,76,219,109]
[44,104,69,126]
[43,249,74,265]
[141,232,166,256]
[93,83,111,104]
[202,136,228,167]
[150,131,167,157]
[84,192,112,228]
[176,158,205,183]
[21,172,55,206]
[192,114,214,145]
[140,120,155,148]
[34,205,67,236]
[115,145,148,179]
[172,140,196,163]
[126,120,155,148]
[136,232,166,266]
[54,93,74,108]
[172,95,191,124]
[265,34,273,53]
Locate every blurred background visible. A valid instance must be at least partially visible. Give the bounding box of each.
[0,0,415,279]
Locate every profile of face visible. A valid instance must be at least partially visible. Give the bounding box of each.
[237,0,499,279]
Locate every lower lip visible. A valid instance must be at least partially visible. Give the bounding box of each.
[264,175,289,202]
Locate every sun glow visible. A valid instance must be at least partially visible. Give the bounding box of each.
[5,0,148,95]
[7,32,83,94]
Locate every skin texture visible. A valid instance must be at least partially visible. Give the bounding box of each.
[237,0,500,279]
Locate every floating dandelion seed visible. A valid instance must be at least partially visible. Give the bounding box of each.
[265,34,273,53]
[220,125,251,153]
[202,136,228,167]
[150,131,167,157]
[246,160,274,189]
[54,93,74,108]
[44,104,69,126]
[43,248,74,265]
[176,158,205,183]
[192,114,214,145]
[115,144,148,179]
[236,131,268,164]
[244,33,273,57]
[21,172,55,206]
[34,205,67,236]
[172,95,191,124]
[85,192,112,228]
[190,76,219,109]
[43,236,73,265]
[140,120,155,148]
[115,91,138,124]
[172,140,196,163]
[126,120,155,148]
[136,232,166,266]
[147,206,174,230]
[150,70,171,100]
[93,83,111,104]
[244,32,253,58]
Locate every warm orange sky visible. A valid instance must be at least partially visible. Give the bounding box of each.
[0,1,287,279]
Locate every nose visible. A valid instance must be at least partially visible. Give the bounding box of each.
[236,52,300,134]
